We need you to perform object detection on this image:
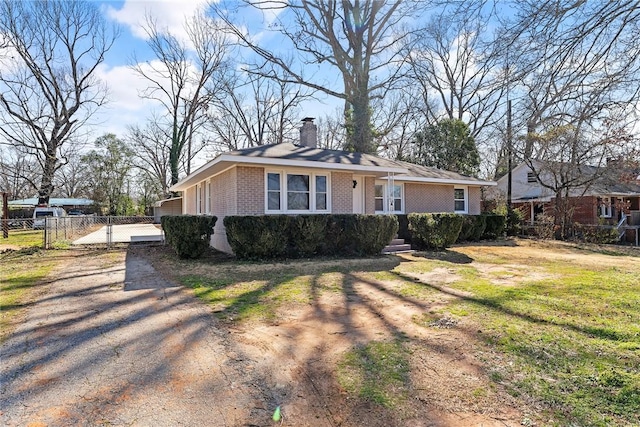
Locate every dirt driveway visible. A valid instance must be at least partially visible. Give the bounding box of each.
[0,250,269,426]
[1,248,523,426]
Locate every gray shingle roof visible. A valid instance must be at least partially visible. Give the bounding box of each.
[171,142,495,191]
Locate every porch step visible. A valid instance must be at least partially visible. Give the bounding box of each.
[382,237,413,254]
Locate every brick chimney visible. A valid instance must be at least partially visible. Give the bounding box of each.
[299,117,317,148]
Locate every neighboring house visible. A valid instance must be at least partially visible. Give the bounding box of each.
[170,118,496,253]
[493,161,640,226]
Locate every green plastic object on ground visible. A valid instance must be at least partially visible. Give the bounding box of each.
[272,405,281,422]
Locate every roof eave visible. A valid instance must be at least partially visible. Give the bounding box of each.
[394,176,497,186]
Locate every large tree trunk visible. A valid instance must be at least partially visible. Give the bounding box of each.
[37,151,57,205]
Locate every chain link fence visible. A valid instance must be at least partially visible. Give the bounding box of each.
[42,216,164,249]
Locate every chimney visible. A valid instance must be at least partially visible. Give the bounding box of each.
[299,117,317,148]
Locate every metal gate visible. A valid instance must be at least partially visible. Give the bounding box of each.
[44,216,164,249]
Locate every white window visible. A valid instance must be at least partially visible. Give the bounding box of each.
[267,172,281,211]
[374,182,403,213]
[375,184,384,211]
[599,196,612,218]
[454,187,468,213]
[196,184,202,214]
[527,172,537,183]
[315,175,328,210]
[205,180,211,214]
[266,171,329,213]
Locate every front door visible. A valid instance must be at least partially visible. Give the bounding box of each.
[353,176,364,213]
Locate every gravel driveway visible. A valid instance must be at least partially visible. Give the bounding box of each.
[0,250,272,426]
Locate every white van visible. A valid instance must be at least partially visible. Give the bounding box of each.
[33,207,66,229]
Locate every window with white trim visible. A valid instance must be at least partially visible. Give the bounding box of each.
[267,173,281,210]
[196,184,202,214]
[599,196,612,218]
[266,171,329,213]
[454,187,468,213]
[205,180,211,214]
[374,182,403,213]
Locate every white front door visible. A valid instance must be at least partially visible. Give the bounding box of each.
[353,176,364,213]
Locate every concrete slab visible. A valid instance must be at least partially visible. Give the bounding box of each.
[72,224,164,245]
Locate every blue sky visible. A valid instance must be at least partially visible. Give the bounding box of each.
[91,0,350,149]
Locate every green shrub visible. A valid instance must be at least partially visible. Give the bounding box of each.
[574,223,620,244]
[288,215,328,257]
[457,215,486,242]
[348,214,398,256]
[224,214,398,260]
[320,214,357,256]
[161,215,216,259]
[224,215,289,260]
[408,213,463,250]
[482,214,507,239]
[506,207,524,236]
[395,214,411,243]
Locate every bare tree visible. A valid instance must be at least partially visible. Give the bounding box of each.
[0,0,119,205]
[54,150,91,198]
[503,1,640,160]
[131,11,231,184]
[406,2,505,139]
[127,120,172,199]
[206,64,313,152]
[213,0,416,154]
[0,146,40,200]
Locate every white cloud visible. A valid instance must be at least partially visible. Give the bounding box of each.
[104,0,210,42]
[90,62,161,137]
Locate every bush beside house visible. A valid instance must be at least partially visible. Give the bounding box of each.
[161,215,216,259]
[224,214,398,260]
[482,214,507,239]
[409,213,464,250]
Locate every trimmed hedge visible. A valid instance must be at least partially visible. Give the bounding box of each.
[457,215,487,242]
[482,214,507,239]
[395,214,411,243]
[224,214,398,260]
[224,215,289,260]
[161,215,216,259]
[408,213,463,250]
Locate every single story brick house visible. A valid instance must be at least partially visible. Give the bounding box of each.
[493,161,640,227]
[170,118,496,253]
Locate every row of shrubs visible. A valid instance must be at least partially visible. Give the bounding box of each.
[223,214,398,260]
[396,213,507,250]
[161,213,507,260]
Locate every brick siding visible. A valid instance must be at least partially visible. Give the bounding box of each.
[468,186,482,214]
[364,176,375,214]
[184,186,197,214]
[210,167,238,253]
[331,171,353,214]
[405,183,454,213]
[236,166,265,215]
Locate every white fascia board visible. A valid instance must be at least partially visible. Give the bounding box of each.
[394,176,497,186]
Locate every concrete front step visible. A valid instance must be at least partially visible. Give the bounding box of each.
[381,243,412,254]
[389,238,405,245]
